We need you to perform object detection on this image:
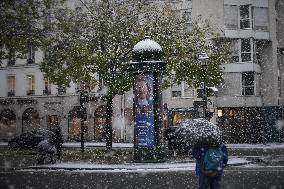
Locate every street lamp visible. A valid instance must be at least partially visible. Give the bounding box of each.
[79,87,88,152]
[198,52,209,119]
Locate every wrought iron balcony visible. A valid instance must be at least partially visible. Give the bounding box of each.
[7,91,15,97]
[27,58,34,64]
[43,89,51,95]
[7,60,15,66]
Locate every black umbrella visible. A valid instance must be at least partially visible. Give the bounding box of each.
[174,118,222,148]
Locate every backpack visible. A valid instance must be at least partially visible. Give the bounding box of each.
[203,146,224,177]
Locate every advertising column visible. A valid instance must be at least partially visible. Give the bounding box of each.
[134,74,155,148]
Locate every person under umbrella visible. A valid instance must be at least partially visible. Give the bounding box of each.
[192,143,228,189]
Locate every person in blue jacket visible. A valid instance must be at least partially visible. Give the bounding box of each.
[192,144,228,189]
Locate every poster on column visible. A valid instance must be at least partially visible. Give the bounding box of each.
[134,74,155,147]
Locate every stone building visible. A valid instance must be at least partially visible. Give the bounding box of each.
[0,0,283,144]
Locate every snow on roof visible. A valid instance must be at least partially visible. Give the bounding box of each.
[133,37,162,52]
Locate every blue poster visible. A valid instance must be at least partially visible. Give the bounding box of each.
[134,74,155,147]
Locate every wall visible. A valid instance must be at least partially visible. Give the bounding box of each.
[192,0,224,34]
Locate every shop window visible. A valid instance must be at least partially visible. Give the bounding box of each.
[242,72,254,95]
[68,106,81,141]
[48,115,59,129]
[22,108,40,132]
[7,76,15,97]
[172,111,193,126]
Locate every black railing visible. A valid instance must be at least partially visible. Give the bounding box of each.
[43,89,51,95]
[27,58,34,64]
[7,91,15,97]
[58,87,66,95]
[7,60,15,66]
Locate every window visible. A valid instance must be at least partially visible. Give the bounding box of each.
[253,7,268,31]
[253,40,266,64]
[230,39,265,63]
[27,45,35,64]
[7,76,15,97]
[182,9,192,24]
[27,75,35,95]
[225,5,268,31]
[58,86,66,95]
[241,38,252,62]
[242,72,254,95]
[171,81,194,98]
[8,49,15,66]
[224,5,238,29]
[231,40,239,62]
[240,5,251,29]
[172,91,182,98]
[43,76,51,95]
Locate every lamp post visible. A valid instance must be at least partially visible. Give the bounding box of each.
[198,52,209,119]
[79,87,88,152]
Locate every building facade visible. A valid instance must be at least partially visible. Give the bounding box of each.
[188,0,284,143]
[0,0,283,144]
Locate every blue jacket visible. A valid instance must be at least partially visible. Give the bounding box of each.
[192,144,228,176]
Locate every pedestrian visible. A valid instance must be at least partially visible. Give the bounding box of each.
[51,125,64,160]
[37,139,56,164]
[192,144,228,189]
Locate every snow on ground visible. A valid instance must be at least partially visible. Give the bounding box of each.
[2,142,284,149]
[22,157,250,173]
[62,142,134,148]
[227,143,284,149]
[62,142,284,149]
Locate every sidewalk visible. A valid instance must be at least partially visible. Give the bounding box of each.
[24,157,250,172]
[24,142,266,171]
[2,142,284,171]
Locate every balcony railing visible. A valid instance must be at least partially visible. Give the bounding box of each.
[7,60,15,66]
[27,90,35,96]
[27,58,34,64]
[7,91,15,97]
[43,89,51,95]
[57,87,66,95]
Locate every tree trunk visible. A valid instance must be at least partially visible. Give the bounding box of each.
[105,94,113,151]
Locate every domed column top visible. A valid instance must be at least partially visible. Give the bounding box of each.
[132,36,162,62]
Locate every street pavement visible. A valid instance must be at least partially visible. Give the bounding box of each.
[0,142,284,188]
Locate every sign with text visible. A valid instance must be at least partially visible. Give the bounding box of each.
[134,74,155,147]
